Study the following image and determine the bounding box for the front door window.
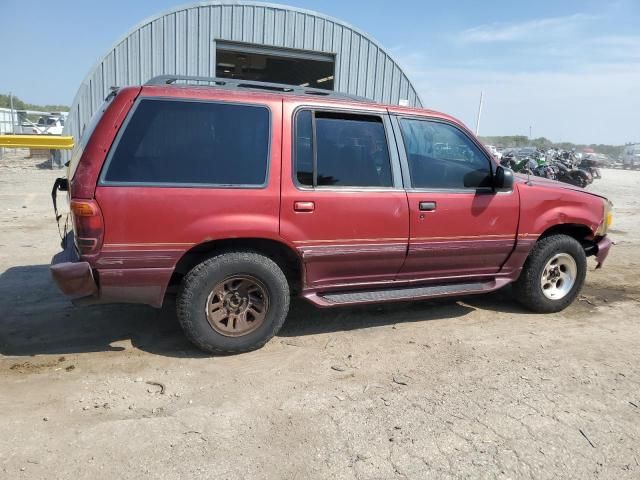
[399,118,492,190]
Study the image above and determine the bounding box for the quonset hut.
[63,1,422,151]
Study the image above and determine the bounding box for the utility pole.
[529,125,532,140]
[475,91,484,136]
[9,92,16,134]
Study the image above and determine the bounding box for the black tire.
[571,172,589,188]
[176,251,290,354]
[513,234,587,313]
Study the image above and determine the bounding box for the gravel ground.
[0,150,638,479]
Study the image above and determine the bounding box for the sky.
[1,0,639,145]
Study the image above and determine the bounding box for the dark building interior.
[216,45,335,90]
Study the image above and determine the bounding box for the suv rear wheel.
[177,251,290,354]
[513,234,587,313]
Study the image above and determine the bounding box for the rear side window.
[295,110,393,188]
[102,99,270,186]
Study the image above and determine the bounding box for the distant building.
[0,108,18,134]
[63,0,422,154]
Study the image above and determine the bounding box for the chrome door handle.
[294,201,315,212]
[419,201,436,211]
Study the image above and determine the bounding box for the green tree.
[0,93,69,112]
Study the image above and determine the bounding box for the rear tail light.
[70,199,104,255]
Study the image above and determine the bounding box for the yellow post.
[0,134,74,150]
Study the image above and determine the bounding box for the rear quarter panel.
[89,90,285,306]
[94,186,283,266]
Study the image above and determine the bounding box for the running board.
[304,279,510,307]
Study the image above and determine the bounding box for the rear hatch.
[52,87,142,256]
[67,91,118,181]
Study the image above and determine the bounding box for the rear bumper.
[595,236,612,269]
[50,236,98,298]
[50,233,171,308]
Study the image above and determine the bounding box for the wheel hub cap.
[540,253,577,300]
[205,275,269,337]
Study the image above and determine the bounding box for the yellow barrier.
[0,134,74,150]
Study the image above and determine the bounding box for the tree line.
[0,93,69,113]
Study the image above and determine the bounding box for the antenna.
[475,91,484,136]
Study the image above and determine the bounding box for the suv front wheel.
[177,251,290,354]
[513,234,587,313]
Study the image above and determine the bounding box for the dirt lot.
[0,150,638,479]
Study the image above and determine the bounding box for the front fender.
[516,183,603,239]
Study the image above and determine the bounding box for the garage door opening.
[215,42,335,90]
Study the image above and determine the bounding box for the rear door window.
[295,110,393,188]
[102,98,270,186]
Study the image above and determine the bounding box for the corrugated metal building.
[64,0,422,152]
[0,107,18,134]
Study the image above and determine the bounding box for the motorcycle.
[500,153,537,174]
[501,148,594,188]
[579,155,601,180]
[550,157,591,188]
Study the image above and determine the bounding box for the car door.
[279,102,409,289]
[392,115,519,281]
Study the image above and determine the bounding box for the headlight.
[595,199,613,236]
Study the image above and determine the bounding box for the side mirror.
[493,165,514,191]
[463,169,493,188]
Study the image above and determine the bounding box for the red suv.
[51,76,613,354]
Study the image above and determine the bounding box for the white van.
[622,144,640,169]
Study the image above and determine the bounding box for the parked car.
[50,76,613,354]
[32,114,67,135]
[583,153,610,168]
[622,144,640,169]
[515,146,540,160]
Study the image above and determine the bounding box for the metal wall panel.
[211,6,222,44]
[175,11,188,75]
[164,14,176,75]
[187,8,200,76]
[0,108,18,134]
[63,1,422,160]
[253,7,265,44]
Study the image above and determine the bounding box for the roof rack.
[145,75,368,102]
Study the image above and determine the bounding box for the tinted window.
[104,99,269,185]
[295,110,314,186]
[295,111,392,188]
[400,119,492,189]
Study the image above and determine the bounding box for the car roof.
[137,75,464,127]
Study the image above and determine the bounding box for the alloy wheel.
[205,275,269,337]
